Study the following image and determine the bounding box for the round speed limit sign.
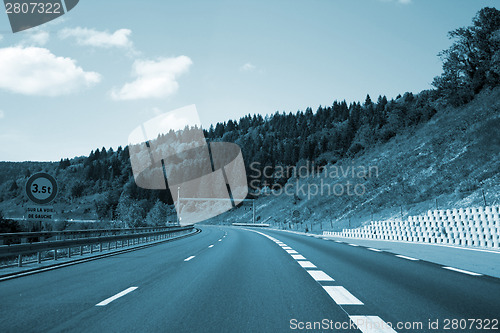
[25,173,58,205]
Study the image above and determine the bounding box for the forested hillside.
[0,88,439,224]
[0,7,499,231]
[212,87,500,230]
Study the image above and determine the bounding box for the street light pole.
[177,186,180,226]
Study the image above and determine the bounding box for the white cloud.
[27,30,50,46]
[111,56,192,100]
[13,30,50,47]
[0,46,101,96]
[0,110,4,119]
[59,27,133,49]
[240,63,256,71]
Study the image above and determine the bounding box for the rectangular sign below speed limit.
[26,205,56,221]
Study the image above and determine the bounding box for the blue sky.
[0,0,498,161]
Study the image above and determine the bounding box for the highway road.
[0,226,499,332]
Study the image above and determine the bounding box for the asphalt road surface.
[0,226,499,333]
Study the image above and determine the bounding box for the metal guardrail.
[0,226,181,245]
[0,226,195,268]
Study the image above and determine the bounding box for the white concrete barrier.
[325,205,500,250]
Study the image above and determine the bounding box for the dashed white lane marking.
[368,248,382,252]
[282,246,292,250]
[291,254,306,260]
[96,287,138,306]
[184,256,195,262]
[349,315,397,333]
[307,270,334,281]
[395,254,419,261]
[243,228,396,331]
[322,286,364,305]
[208,245,214,248]
[298,261,316,268]
[443,266,482,276]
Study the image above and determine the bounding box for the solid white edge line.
[395,254,419,261]
[96,287,138,306]
[184,256,195,261]
[287,227,497,253]
[442,266,482,276]
[368,248,382,252]
[325,236,500,254]
[349,315,397,333]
